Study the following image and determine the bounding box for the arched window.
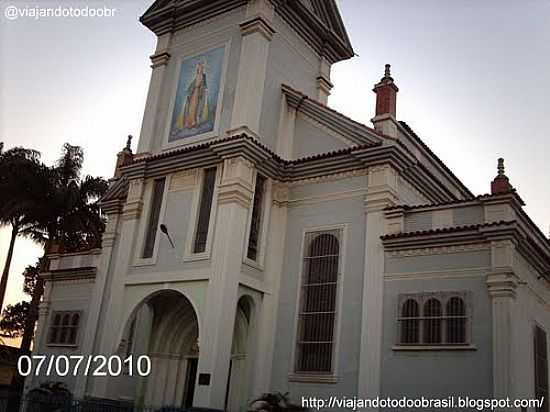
[423,298,442,344]
[296,230,341,373]
[400,299,420,344]
[446,297,466,344]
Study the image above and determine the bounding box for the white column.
[229,0,275,136]
[137,34,172,155]
[252,183,288,394]
[193,157,255,409]
[358,166,398,406]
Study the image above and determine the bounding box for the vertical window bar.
[247,174,266,261]
[143,178,166,258]
[193,168,217,253]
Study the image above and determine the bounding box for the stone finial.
[491,157,513,195]
[125,135,133,151]
[384,64,391,79]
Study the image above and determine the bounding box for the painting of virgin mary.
[170,46,225,141]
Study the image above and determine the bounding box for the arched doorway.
[114,290,199,408]
[226,296,254,412]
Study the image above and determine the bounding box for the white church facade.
[28,0,550,410]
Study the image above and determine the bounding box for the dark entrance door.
[183,357,198,408]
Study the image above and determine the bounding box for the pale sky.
[1,0,549,314]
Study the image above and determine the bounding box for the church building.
[28,0,550,410]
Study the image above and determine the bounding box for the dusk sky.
[1,0,549,313]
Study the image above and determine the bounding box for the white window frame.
[47,310,82,347]
[288,224,347,383]
[394,291,474,350]
[133,175,171,267]
[183,166,221,261]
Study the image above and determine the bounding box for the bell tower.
[136,0,354,156]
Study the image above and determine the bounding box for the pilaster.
[73,212,122,398]
[358,166,399,406]
[89,178,146,398]
[316,56,333,104]
[275,96,297,158]
[193,157,254,409]
[252,182,288,394]
[137,33,172,155]
[230,0,275,135]
[487,269,518,399]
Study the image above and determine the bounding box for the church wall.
[381,250,493,399]
[510,252,550,400]
[259,14,321,151]
[270,177,366,399]
[149,7,246,153]
[128,171,217,277]
[292,115,350,159]
[33,279,96,392]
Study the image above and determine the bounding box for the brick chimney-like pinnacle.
[373,64,399,117]
[491,158,513,195]
[114,135,134,178]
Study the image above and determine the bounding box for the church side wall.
[270,175,367,400]
[511,252,550,400]
[381,249,493,400]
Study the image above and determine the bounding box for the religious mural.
[170,46,225,141]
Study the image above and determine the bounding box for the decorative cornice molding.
[41,268,97,282]
[150,51,171,68]
[387,243,491,258]
[239,16,275,41]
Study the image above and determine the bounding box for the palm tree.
[19,143,108,353]
[0,145,47,313]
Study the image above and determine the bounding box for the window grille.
[397,292,469,346]
[400,299,420,344]
[423,298,442,344]
[534,326,548,412]
[446,297,467,344]
[247,174,266,261]
[142,178,166,258]
[48,311,80,345]
[296,230,341,373]
[193,168,217,253]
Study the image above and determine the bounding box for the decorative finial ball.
[385,64,391,77]
[126,135,133,150]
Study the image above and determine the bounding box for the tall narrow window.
[193,168,217,253]
[247,174,266,261]
[423,298,442,344]
[142,178,166,258]
[534,326,548,412]
[400,299,420,344]
[296,230,340,373]
[446,297,467,344]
